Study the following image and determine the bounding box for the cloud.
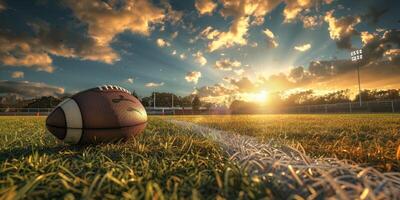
[234,69,245,75]
[195,0,217,16]
[200,26,220,40]
[0,13,139,72]
[215,58,241,71]
[0,80,64,98]
[385,49,400,62]
[161,0,184,25]
[360,31,376,45]
[156,38,171,47]
[361,29,400,63]
[126,77,134,84]
[204,0,281,52]
[283,0,333,23]
[324,10,361,49]
[171,31,178,39]
[208,16,249,52]
[302,15,322,29]
[193,51,207,66]
[64,0,165,63]
[145,82,164,88]
[263,28,279,48]
[294,43,311,52]
[66,0,164,44]
[185,71,202,84]
[229,77,258,92]
[194,83,235,97]
[196,28,400,104]
[11,71,24,79]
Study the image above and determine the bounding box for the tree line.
[230,89,400,114]
[1,89,399,112]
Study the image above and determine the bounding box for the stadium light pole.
[153,91,156,109]
[350,49,363,106]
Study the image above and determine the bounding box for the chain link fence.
[280,100,400,113]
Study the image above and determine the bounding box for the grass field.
[0,114,400,199]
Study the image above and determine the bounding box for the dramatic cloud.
[0,5,167,73]
[64,0,165,63]
[207,16,249,52]
[324,10,361,49]
[156,38,171,47]
[215,58,241,71]
[283,0,333,22]
[360,31,376,45]
[283,0,314,22]
[193,51,207,66]
[195,0,217,16]
[361,29,400,63]
[11,71,24,79]
[205,0,282,52]
[145,82,164,88]
[263,28,279,48]
[0,80,64,98]
[185,71,202,84]
[294,43,311,52]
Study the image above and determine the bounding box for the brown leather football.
[46,85,147,144]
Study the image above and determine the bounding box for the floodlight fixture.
[350,49,363,106]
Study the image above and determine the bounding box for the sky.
[0,0,399,105]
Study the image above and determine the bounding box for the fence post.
[325,104,328,113]
[349,102,352,113]
[392,101,395,113]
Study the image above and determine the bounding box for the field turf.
[0,114,399,199]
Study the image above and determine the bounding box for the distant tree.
[26,96,61,108]
[284,90,314,105]
[180,95,193,107]
[131,90,140,99]
[141,96,152,107]
[229,100,258,114]
[140,92,180,107]
[192,96,201,111]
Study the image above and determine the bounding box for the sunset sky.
[0,0,399,104]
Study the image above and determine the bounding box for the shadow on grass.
[0,145,91,163]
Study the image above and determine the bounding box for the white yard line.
[168,119,400,199]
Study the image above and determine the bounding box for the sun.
[253,90,268,102]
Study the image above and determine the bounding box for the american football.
[1,0,400,199]
[46,85,147,144]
